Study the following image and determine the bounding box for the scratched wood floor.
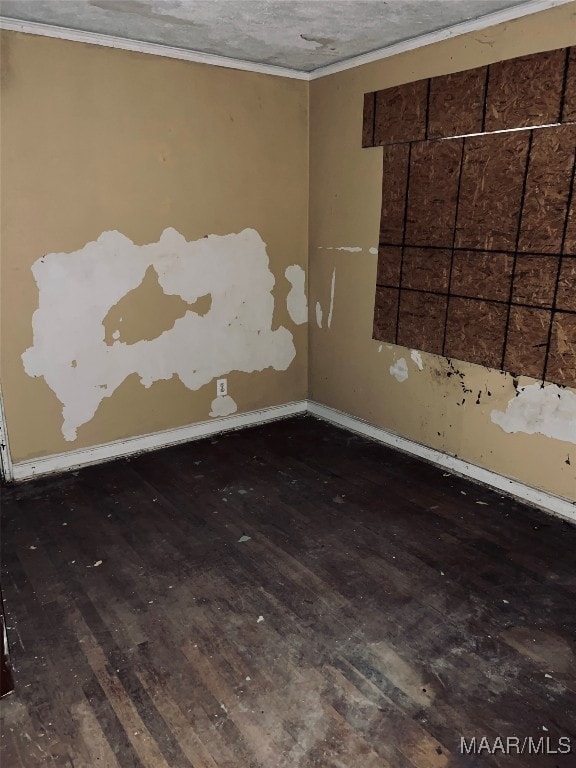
[1,416,575,768]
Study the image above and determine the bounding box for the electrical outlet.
[216,378,227,397]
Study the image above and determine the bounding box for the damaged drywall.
[318,246,362,253]
[22,227,296,440]
[315,301,323,328]
[389,358,409,383]
[411,350,424,370]
[327,268,336,329]
[285,265,308,325]
[209,395,238,418]
[491,383,576,444]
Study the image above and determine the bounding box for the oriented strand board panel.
[380,144,410,244]
[562,47,576,123]
[363,47,573,149]
[405,139,463,248]
[456,132,529,251]
[373,287,399,342]
[402,247,451,293]
[512,254,559,307]
[397,291,447,355]
[546,312,576,385]
[427,67,487,139]
[484,48,566,131]
[564,192,576,256]
[362,93,375,148]
[519,124,576,253]
[557,258,576,311]
[374,80,428,145]
[367,46,575,387]
[376,245,402,287]
[444,298,508,369]
[504,306,552,379]
[451,251,514,302]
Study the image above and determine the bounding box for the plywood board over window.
[364,45,576,388]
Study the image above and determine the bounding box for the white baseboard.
[10,400,307,482]
[307,400,576,525]
[7,396,575,525]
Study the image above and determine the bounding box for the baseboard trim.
[307,400,576,525]
[10,400,307,482]
[7,397,575,524]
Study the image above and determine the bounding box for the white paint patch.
[209,394,238,418]
[317,246,363,253]
[315,301,323,328]
[369,247,378,255]
[22,228,295,441]
[327,268,336,329]
[284,265,308,325]
[410,350,423,370]
[389,358,409,383]
[491,383,576,444]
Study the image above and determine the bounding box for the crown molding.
[1,0,572,82]
[308,0,573,79]
[0,17,309,80]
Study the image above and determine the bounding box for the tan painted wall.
[1,31,308,463]
[309,3,576,501]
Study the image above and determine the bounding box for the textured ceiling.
[1,0,545,72]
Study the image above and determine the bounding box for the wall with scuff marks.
[1,31,308,463]
[309,2,576,501]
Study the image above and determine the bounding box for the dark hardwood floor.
[1,415,575,767]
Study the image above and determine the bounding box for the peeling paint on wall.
[318,246,363,253]
[369,247,378,255]
[315,301,323,328]
[491,383,576,444]
[22,227,296,441]
[410,350,424,370]
[284,265,308,325]
[209,394,238,418]
[327,268,336,329]
[389,358,409,383]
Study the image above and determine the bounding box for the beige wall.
[2,5,575,500]
[309,2,576,501]
[1,31,308,463]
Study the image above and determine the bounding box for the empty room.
[1,1,575,766]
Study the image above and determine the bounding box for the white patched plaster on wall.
[209,394,238,418]
[285,265,308,326]
[491,383,576,444]
[327,268,336,329]
[22,228,296,441]
[318,246,363,253]
[315,301,323,328]
[390,358,409,383]
[410,350,423,370]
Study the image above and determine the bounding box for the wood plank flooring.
[1,415,575,767]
